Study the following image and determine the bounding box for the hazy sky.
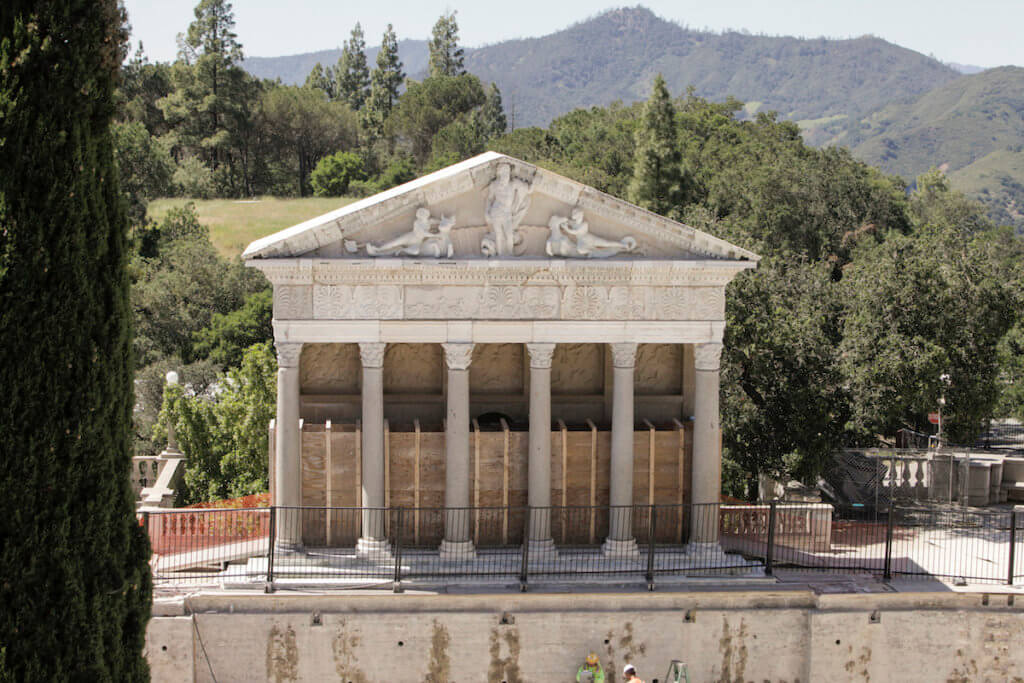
[122,0,1023,68]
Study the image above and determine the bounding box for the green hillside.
[840,67,1024,229]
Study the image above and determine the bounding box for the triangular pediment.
[242,152,759,263]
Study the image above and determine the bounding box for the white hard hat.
[624,663,636,675]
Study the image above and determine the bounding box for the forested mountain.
[245,7,959,128]
[244,39,429,86]
[838,67,1024,227]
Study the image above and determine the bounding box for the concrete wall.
[147,590,1024,683]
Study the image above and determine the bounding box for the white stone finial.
[526,343,556,369]
[442,343,474,370]
[358,342,387,368]
[275,342,303,368]
[694,342,723,371]
[165,370,179,385]
[482,162,532,257]
[609,342,638,369]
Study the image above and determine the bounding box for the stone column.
[526,343,557,556]
[440,342,475,561]
[357,342,390,558]
[603,342,640,558]
[689,342,724,552]
[274,341,303,552]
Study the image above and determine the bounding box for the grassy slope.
[148,196,356,258]
[949,148,1024,225]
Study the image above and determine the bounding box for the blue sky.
[122,0,1023,68]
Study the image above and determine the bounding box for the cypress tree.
[428,11,466,78]
[0,1,152,680]
[478,82,508,139]
[363,24,404,138]
[628,74,686,217]
[336,23,370,111]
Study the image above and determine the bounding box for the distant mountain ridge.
[241,7,1024,229]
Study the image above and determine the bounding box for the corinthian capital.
[609,342,638,369]
[442,343,474,370]
[526,343,556,369]
[275,342,303,368]
[358,342,387,369]
[694,342,723,371]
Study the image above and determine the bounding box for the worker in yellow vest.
[576,652,605,682]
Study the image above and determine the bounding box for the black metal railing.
[142,501,1024,589]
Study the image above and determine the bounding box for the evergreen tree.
[305,62,337,100]
[363,24,404,138]
[428,11,466,78]
[336,23,370,110]
[628,74,685,216]
[478,82,508,139]
[0,0,151,679]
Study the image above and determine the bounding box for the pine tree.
[305,62,337,100]
[428,11,466,78]
[478,82,508,139]
[628,74,686,217]
[363,24,404,138]
[336,23,370,110]
[0,0,152,679]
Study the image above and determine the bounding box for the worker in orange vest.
[623,663,645,683]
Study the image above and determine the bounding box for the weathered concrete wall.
[148,590,1024,683]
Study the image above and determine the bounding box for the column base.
[273,540,303,556]
[526,537,559,560]
[685,541,731,565]
[601,537,640,559]
[438,539,476,562]
[356,537,393,562]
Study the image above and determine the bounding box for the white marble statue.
[364,207,455,257]
[545,208,637,258]
[481,162,532,257]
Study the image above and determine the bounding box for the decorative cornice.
[526,343,556,369]
[694,342,723,371]
[610,342,638,369]
[442,343,474,370]
[251,258,753,288]
[275,342,303,368]
[358,342,387,368]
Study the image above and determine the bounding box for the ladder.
[664,660,690,683]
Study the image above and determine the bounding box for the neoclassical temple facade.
[244,152,758,560]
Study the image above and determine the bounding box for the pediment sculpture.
[481,162,533,257]
[546,208,636,258]
[350,207,455,257]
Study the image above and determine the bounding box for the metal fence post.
[883,503,895,581]
[265,506,277,593]
[1009,510,1018,587]
[519,509,530,592]
[765,501,777,576]
[646,505,657,591]
[393,507,404,593]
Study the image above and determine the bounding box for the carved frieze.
[561,285,645,320]
[351,207,455,258]
[273,285,312,320]
[312,285,403,319]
